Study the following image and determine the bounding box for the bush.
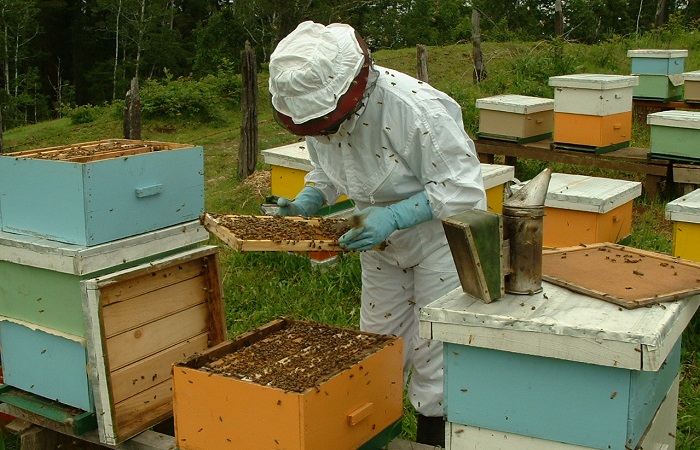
[140,65,242,122]
[68,105,98,124]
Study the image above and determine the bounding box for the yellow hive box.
[173,318,403,450]
[666,189,700,262]
[512,173,642,248]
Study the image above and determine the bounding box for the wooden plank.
[673,163,700,184]
[9,139,189,158]
[202,251,227,345]
[110,333,209,404]
[101,275,207,338]
[474,138,670,176]
[542,243,700,308]
[106,304,210,371]
[201,213,346,252]
[113,380,173,445]
[95,248,216,306]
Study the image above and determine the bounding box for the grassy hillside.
[3,36,700,448]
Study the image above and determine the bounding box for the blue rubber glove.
[339,192,433,251]
[275,186,325,217]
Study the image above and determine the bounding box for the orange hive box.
[172,318,403,450]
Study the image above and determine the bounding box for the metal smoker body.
[502,168,551,294]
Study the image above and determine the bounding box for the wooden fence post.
[239,40,258,180]
[123,76,142,140]
[416,44,429,83]
[555,0,564,37]
[472,10,488,83]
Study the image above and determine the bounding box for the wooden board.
[542,243,700,308]
[200,213,349,252]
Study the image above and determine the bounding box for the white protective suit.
[304,65,487,416]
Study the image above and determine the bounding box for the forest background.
[1,0,699,134]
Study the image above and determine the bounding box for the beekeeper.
[269,21,486,446]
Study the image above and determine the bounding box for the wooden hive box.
[419,279,700,449]
[0,222,208,414]
[549,74,638,152]
[683,70,700,102]
[82,245,226,445]
[648,110,700,162]
[665,188,700,262]
[0,139,204,246]
[511,173,642,247]
[476,94,554,143]
[627,49,688,75]
[173,318,403,450]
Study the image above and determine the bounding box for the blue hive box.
[0,139,204,246]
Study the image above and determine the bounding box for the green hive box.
[648,110,700,162]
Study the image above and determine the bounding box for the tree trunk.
[554,0,564,37]
[655,0,666,28]
[239,41,258,180]
[123,76,141,140]
[472,9,487,83]
[416,44,429,83]
[112,0,122,101]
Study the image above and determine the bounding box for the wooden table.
[475,138,671,197]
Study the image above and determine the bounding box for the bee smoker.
[502,168,551,294]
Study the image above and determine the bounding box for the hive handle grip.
[135,184,163,198]
[347,402,374,426]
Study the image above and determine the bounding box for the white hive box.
[476,94,554,143]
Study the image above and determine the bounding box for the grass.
[2,35,700,448]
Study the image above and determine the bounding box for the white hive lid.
[261,142,313,171]
[647,110,700,130]
[510,173,642,213]
[476,94,554,114]
[481,164,515,190]
[666,189,700,223]
[627,49,688,58]
[549,73,639,89]
[683,70,700,82]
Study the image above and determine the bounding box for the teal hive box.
[420,280,699,450]
[627,49,687,75]
[648,110,700,162]
[0,139,204,246]
[0,321,93,412]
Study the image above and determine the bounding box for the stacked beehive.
[548,74,638,153]
[0,139,226,445]
[628,49,687,101]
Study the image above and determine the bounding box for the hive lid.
[476,94,554,114]
[261,142,313,171]
[549,73,639,89]
[627,49,688,58]
[0,220,209,275]
[647,110,700,130]
[665,189,700,223]
[481,164,515,190]
[510,173,642,213]
[683,70,700,82]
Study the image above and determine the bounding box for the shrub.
[68,105,98,124]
